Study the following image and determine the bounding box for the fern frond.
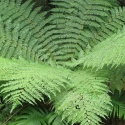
[8,106,68,125]
[0,0,57,65]
[110,91,125,120]
[46,112,68,125]
[53,70,112,125]
[8,106,47,125]
[0,0,120,67]
[51,0,111,26]
[88,7,125,47]
[44,0,112,66]
[74,27,125,69]
[107,66,125,92]
[107,0,120,7]
[0,57,71,111]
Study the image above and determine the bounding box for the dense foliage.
[0,0,125,125]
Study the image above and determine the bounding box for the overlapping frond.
[54,70,111,125]
[74,28,125,69]
[0,0,124,67]
[0,57,71,111]
[88,7,125,47]
[0,0,124,124]
[8,106,68,125]
[0,0,58,65]
[45,0,112,66]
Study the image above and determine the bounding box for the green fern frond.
[107,0,120,7]
[8,106,47,125]
[53,70,112,125]
[51,0,111,26]
[0,0,57,65]
[110,91,125,120]
[0,0,120,67]
[46,112,68,125]
[0,57,71,111]
[74,27,125,69]
[8,106,68,125]
[45,0,112,66]
[107,66,125,92]
[0,0,123,67]
[88,7,125,47]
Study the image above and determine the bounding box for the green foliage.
[0,0,53,64]
[0,0,125,125]
[110,91,125,120]
[108,66,125,92]
[8,107,47,125]
[54,70,111,125]
[45,111,68,125]
[75,27,125,69]
[88,7,125,47]
[0,57,70,112]
[4,106,68,125]
[48,0,112,66]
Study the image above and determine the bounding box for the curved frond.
[0,0,123,67]
[0,0,57,65]
[46,0,112,66]
[54,70,111,125]
[74,27,125,69]
[0,57,71,111]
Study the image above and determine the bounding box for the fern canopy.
[1,0,125,124]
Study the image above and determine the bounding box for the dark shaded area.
[100,116,125,125]
[119,0,125,6]
[22,0,125,8]
[22,0,52,11]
